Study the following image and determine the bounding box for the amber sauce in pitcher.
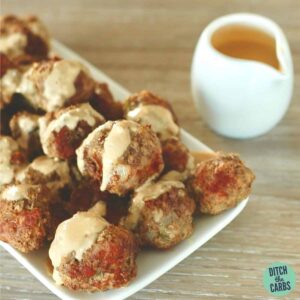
[211,25,280,70]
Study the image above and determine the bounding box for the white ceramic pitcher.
[191,13,293,139]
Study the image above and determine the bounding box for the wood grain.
[1,1,300,299]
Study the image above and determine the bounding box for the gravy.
[211,25,280,70]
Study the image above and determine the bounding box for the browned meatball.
[17,59,95,112]
[124,90,179,141]
[121,180,195,249]
[0,15,49,64]
[161,136,195,177]
[0,53,23,109]
[9,111,42,159]
[89,82,124,120]
[0,183,52,252]
[189,152,255,215]
[76,120,164,195]
[49,202,137,291]
[0,135,26,186]
[39,103,105,159]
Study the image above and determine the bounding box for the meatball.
[0,15,49,64]
[39,103,105,159]
[189,152,255,215]
[0,135,26,186]
[124,90,179,141]
[0,53,22,109]
[9,111,42,159]
[76,120,164,195]
[161,136,195,178]
[0,183,52,252]
[17,59,95,112]
[121,180,195,249]
[16,156,71,197]
[49,202,137,291]
[89,82,123,120]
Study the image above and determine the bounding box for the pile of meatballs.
[0,15,255,292]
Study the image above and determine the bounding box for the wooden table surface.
[1,1,299,299]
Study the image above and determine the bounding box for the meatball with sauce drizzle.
[49,202,137,291]
[0,15,50,64]
[121,179,195,249]
[39,103,105,160]
[124,90,179,141]
[76,120,164,196]
[17,59,95,112]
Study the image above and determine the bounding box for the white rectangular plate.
[0,40,249,300]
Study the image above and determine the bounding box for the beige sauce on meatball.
[0,137,18,185]
[30,156,62,174]
[76,122,110,174]
[101,122,131,190]
[49,202,107,284]
[1,69,22,99]
[1,184,27,201]
[127,105,179,140]
[13,113,39,148]
[0,32,27,57]
[46,103,103,133]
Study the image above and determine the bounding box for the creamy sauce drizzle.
[125,180,184,229]
[49,202,108,285]
[1,69,22,98]
[76,122,113,174]
[0,32,27,57]
[0,137,19,185]
[101,122,131,190]
[15,114,39,148]
[1,185,27,201]
[18,114,38,133]
[127,105,179,140]
[43,103,103,143]
[30,156,61,175]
